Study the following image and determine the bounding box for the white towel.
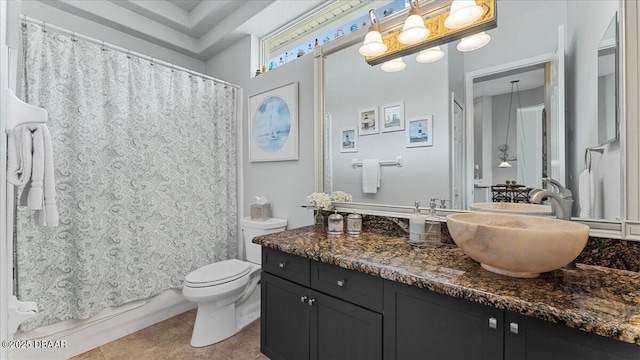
[362,159,380,194]
[578,169,595,218]
[8,124,59,226]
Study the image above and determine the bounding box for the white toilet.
[182,216,287,347]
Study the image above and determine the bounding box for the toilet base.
[191,302,238,347]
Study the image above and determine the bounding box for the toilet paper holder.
[7,296,38,335]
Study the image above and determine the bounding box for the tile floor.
[71,309,268,360]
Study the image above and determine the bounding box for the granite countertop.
[253,226,640,345]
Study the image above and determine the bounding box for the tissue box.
[250,203,271,221]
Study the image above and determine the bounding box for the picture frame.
[358,107,379,135]
[406,115,433,148]
[339,127,358,153]
[248,82,299,162]
[381,101,405,133]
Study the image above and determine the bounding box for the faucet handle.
[542,178,573,199]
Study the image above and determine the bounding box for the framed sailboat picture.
[249,82,299,162]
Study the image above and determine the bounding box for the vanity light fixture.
[456,31,491,52]
[416,46,445,63]
[498,80,521,168]
[359,10,387,57]
[381,58,406,72]
[397,0,430,45]
[362,0,496,67]
[445,0,484,29]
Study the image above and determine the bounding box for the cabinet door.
[504,311,640,360]
[310,290,382,360]
[261,273,310,360]
[384,281,503,360]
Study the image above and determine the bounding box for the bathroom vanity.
[255,227,640,360]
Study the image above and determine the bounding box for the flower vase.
[314,209,325,232]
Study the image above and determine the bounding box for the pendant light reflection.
[381,58,406,72]
[416,46,445,63]
[359,10,387,57]
[457,31,491,52]
[498,161,512,168]
[445,0,483,29]
[397,0,430,45]
[497,80,521,168]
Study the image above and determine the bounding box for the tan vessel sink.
[446,213,589,278]
[470,202,553,216]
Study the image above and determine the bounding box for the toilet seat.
[185,259,251,288]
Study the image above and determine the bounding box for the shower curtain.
[16,22,238,331]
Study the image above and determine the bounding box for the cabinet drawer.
[262,248,310,287]
[311,261,383,312]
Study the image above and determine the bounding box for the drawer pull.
[300,296,308,303]
[488,317,497,329]
[308,298,316,306]
[278,262,287,268]
[510,322,519,334]
[337,279,345,287]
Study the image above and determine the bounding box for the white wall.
[566,0,620,219]
[206,36,316,234]
[325,43,453,206]
[20,1,205,72]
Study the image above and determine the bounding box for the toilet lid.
[185,259,251,286]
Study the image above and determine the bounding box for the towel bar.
[352,156,403,168]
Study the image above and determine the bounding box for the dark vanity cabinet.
[261,248,383,360]
[384,281,640,360]
[261,248,640,360]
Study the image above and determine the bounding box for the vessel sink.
[446,213,589,278]
[470,202,553,216]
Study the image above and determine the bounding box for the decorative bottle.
[409,201,427,246]
[314,209,325,233]
[328,211,344,235]
[425,199,442,245]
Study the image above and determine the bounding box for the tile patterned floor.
[71,309,268,360]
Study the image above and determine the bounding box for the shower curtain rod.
[20,15,241,90]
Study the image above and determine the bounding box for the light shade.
[498,161,512,168]
[445,0,483,29]
[456,31,491,52]
[416,46,445,63]
[359,31,387,56]
[397,14,430,45]
[381,58,406,72]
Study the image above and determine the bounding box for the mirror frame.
[314,0,640,240]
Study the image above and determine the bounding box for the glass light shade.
[444,0,483,29]
[456,32,491,52]
[359,31,387,56]
[498,161,512,168]
[397,14,430,45]
[381,58,406,72]
[416,46,445,63]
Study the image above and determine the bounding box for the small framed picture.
[381,101,405,132]
[406,116,433,148]
[358,108,379,135]
[340,127,358,152]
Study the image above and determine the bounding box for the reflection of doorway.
[451,94,465,209]
[517,105,544,189]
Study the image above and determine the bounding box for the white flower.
[306,192,332,209]
[330,191,353,203]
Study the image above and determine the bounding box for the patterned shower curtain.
[16,22,237,331]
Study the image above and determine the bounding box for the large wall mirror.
[318,0,624,223]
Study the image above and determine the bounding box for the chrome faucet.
[529,178,574,221]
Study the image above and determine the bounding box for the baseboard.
[9,289,195,360]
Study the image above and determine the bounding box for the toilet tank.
[241,217,287,264]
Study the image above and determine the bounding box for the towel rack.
[5,89,48,133]
[584,146,605,171]
[352,156,403,168]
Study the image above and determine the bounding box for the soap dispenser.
[425,199,442,245]
[409,201,427,246]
